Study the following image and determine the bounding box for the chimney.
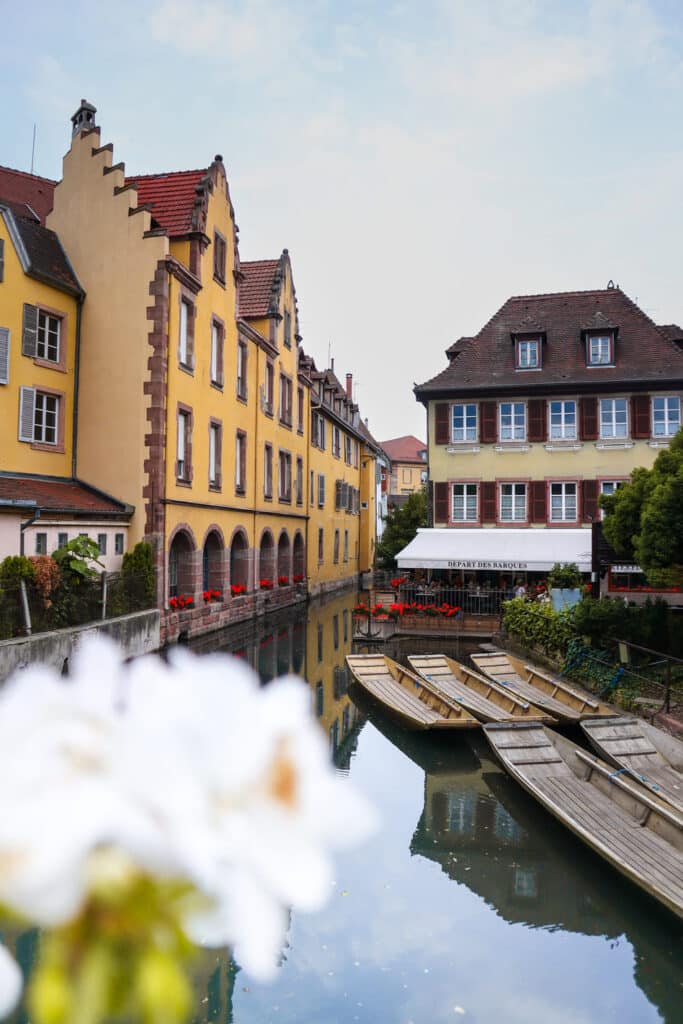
[330,357,334,373]
[346,373,353,399]
[71,99,98,137]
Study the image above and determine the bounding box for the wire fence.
[0,571,156,641]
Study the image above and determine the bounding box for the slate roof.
[239,258,280,318]
[416,288,683,399]
[380,435,427,463]
[0,475,131,516]
[125,169,206,236]
[0,166,56,225]
[0,203,82,296]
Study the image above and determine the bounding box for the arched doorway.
[230,530,249,590]
[202,530,223,593]
[168,529,195,600]
[259,531,275,585]
[277,531,290,582]
[292,531,305,580]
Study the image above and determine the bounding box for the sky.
[3,0,683,443]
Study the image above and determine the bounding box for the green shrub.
[502,597,575,658]
[121,541,157,610]
[0,555,36,591]
[547,562,582,589]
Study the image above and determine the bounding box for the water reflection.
[4,594,682,1023]
[364,705,683,1024]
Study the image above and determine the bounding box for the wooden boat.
[581,716,683,816]
[471,650,616,723]
[484,722,683,919]
[345,655,479,731]
[407,654,555,725]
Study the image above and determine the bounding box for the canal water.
[3,589,682,1023]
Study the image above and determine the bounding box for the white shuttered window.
[0,328,9,384]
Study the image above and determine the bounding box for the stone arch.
[277,530,290,582]
[292,530,305,580]
[201,526,224,593]
[168,525,197,600]
[229,528,250,591]
[259,529,276,584]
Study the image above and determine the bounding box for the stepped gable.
[125,168,207,236]
[416,287,683,397]
[380,435,427,464]
[0,475,129,515]
[0,166,56,225]
[239,258,281,318]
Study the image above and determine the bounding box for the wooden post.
[20,579,32,636]
[665,660,671,714]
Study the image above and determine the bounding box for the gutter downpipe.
[20,509,41,556]
[72,291,84,478]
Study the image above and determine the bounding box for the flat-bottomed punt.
[484,722,683,919]
[581,716,683,816]
[407,654,555,724]
[472,650,616,722]
[346,655,479,731]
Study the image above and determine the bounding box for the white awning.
[396,528,592,573]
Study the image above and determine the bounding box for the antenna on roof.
[30,124,36,175]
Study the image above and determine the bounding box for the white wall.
[22,522,130,571]
[0,513,22,560]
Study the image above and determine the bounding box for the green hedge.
[502,597,575,658]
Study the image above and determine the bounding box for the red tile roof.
[416,288,683,397]
[125,169,206,237]
[379,435,427,463]
[0,166,56,225]
[239,259,280,318]
[0,476,130,515]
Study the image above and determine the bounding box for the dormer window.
[515,335,541,369]
[586,333,614,366]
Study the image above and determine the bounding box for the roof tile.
[0,166,56,225]
[379,436,427,462]
[239,259,280,318]
[0,476,129,515]
[125,169,206,237]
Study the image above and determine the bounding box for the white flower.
[0,637,377,982]
[0,945,21,1018]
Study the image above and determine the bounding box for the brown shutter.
[579,397,598,440]
[480,401,497,443]
[529,481,547,523]
[0,239,4,283]
[631,395,650,439]
[527,399,547,442]
[0,327,9,385]
[22,304,38,357]
[480,481,496,522]
[581,479,599,522]
[434,403,450,445]
[434,482,449,524]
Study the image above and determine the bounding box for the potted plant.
[547,562,583,611]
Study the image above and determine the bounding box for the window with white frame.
[549,400,577,440]
[600,398,628,439]
[516,337,540,369]
[36,311,60,363]
[264,444,273,498]
[550,482,577,521]
[317,473,325,507]
[295,456,303,505]
[35,533,47,555]
[500,402,526,441]
[452,483,478,522]
[115,533,125,555]
[209,423,221,486]
[98,534,107,555]
[452,403,477,442]
[600,479,625,518]
[278,450,292,501]
[34,392,59,445]
[210,322,220,385]
[587,334,613,365]
[179,300,190,365]
[235,431,246,493]
[500,483,527,521]
[58,532,68,549]
[332,426,341,458]
[177,410,189,480]
[344,435,352,464]
[652,396,681,437]
[236,340,247,399]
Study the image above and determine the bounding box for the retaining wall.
[0,610,160,683]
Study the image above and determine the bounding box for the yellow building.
[36,99,376,639]
[0,173,131,566]
[306,363,376,595]
[411,287,683,581]
[379,435,428,501]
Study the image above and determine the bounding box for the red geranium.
[231,583,247,596]
[260,579,274,590]
[278,575,290,586]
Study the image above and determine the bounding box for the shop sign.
[447,560,528,570]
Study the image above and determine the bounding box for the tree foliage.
[375,489,427,569]
[601,428,683,585]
